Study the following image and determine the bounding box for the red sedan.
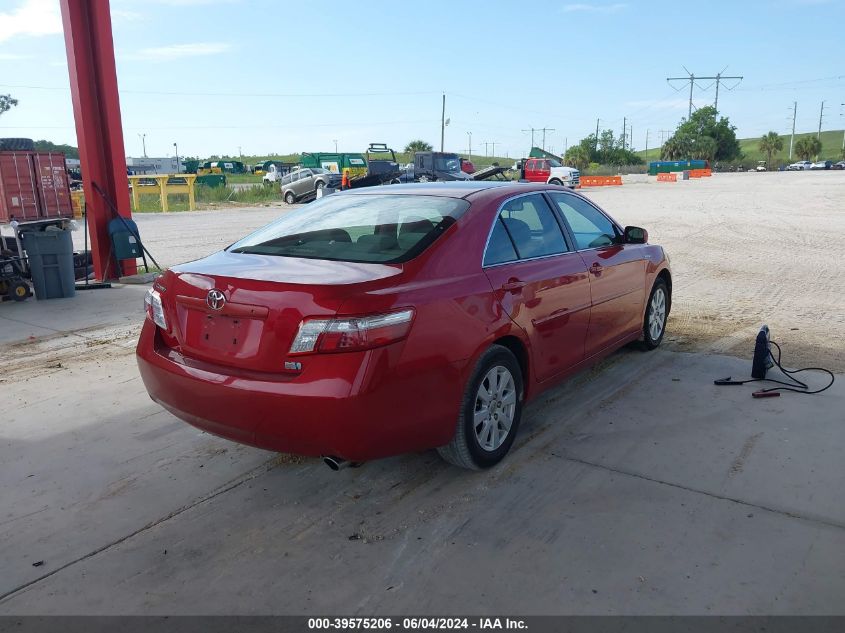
[137,182,671,470]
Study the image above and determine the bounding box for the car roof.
[341,181,552,200]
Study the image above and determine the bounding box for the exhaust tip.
[323,456,345,471]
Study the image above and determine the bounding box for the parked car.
[786,160,813,171]
[810,160,832,170]
[138,182,671,470]
[755,161,767,172]
[520,158,580,188]
[833,161,845,170]
[280,167,341,204]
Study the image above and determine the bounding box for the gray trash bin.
[681,170,690,180]
[21,228,76,300]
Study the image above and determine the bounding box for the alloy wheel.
[649,287,666,340]
[473,366,517,452]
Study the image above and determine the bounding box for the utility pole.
[645,129,649,160]
[540,127,555,151]
[333,139,338,152]
[841,103,845,153]
[564,137,568,156]
[467,131,472,162]
[789,101,797,160]
[491,141,496,157]
[138,133,147,158]
[668,67,743,117]
[440,93,446,152]
[622,117,626,150]
[522,127,537,149]
[173,142,179,174]
[818,101,826,139]
[595,118,600,152]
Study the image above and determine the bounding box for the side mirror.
[624,226,648,244]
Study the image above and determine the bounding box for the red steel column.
[60,0,136,279]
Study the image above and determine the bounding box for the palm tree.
[794,136,822,161]
[661,134,694,160]
[758,131,783,169]
[404,140,433,153]
[564,145,591,171]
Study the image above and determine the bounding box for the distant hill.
[637,129,844,164]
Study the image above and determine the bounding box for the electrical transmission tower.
[667,66,743,117]
[522,127,555,151]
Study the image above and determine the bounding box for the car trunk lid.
[161,251,403,373]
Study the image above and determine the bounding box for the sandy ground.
[70,171,845,371]
[584,171,845,372]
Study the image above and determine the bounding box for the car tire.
[642,278,669,350]
[437,344,523,470]
[549,178,562,186]
[315,181,325,190]
[418,175,432,183]
[284,191,296,204]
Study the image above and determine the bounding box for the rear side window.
[229,194,468,263]
[549,192,618,250]
[483,219,518,266]
[497,194,568,259]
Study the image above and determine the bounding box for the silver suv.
[280,168,342,204]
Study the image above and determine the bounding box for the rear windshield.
[228,194,469,263]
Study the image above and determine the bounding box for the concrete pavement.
[1,297,842,613]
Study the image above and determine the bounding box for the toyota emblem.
[206,289,226,311]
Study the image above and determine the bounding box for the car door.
[548,192,647,358]
[293,169,312,196]
[537,160,551,182]
[482,192,592,382]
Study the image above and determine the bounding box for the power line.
[667,67,743,117]
[0,83,440,99]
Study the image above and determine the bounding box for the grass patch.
[636,129,844,165]
[130,183,281,212]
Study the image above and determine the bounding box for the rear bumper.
[136,321,465,461]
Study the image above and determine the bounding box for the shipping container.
[0,151,73,224]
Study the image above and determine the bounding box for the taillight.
[144,288,168,330]
[289,309,414,355]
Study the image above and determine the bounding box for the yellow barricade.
[128,174,197,212]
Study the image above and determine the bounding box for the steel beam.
[60,0,136,279]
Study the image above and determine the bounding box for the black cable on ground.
[714,340,835,396]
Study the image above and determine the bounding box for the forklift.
[0,250,31,302]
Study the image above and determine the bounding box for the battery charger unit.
[751,324,773,379]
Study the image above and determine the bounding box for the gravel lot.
[74,171,845,370]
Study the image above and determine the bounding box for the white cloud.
[561,3,627,13]
[0,0,62,43]
[124,42,233,62]
[111,8,145,23]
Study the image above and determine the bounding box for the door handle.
[589,263,603,276]
[500,279,527,292]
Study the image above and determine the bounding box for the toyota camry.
[137,182,671,470]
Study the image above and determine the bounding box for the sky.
[0,0,843,160]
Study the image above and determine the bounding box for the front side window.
[549,193,618,250]
[229,194,468,263]
[495,194,568,260]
